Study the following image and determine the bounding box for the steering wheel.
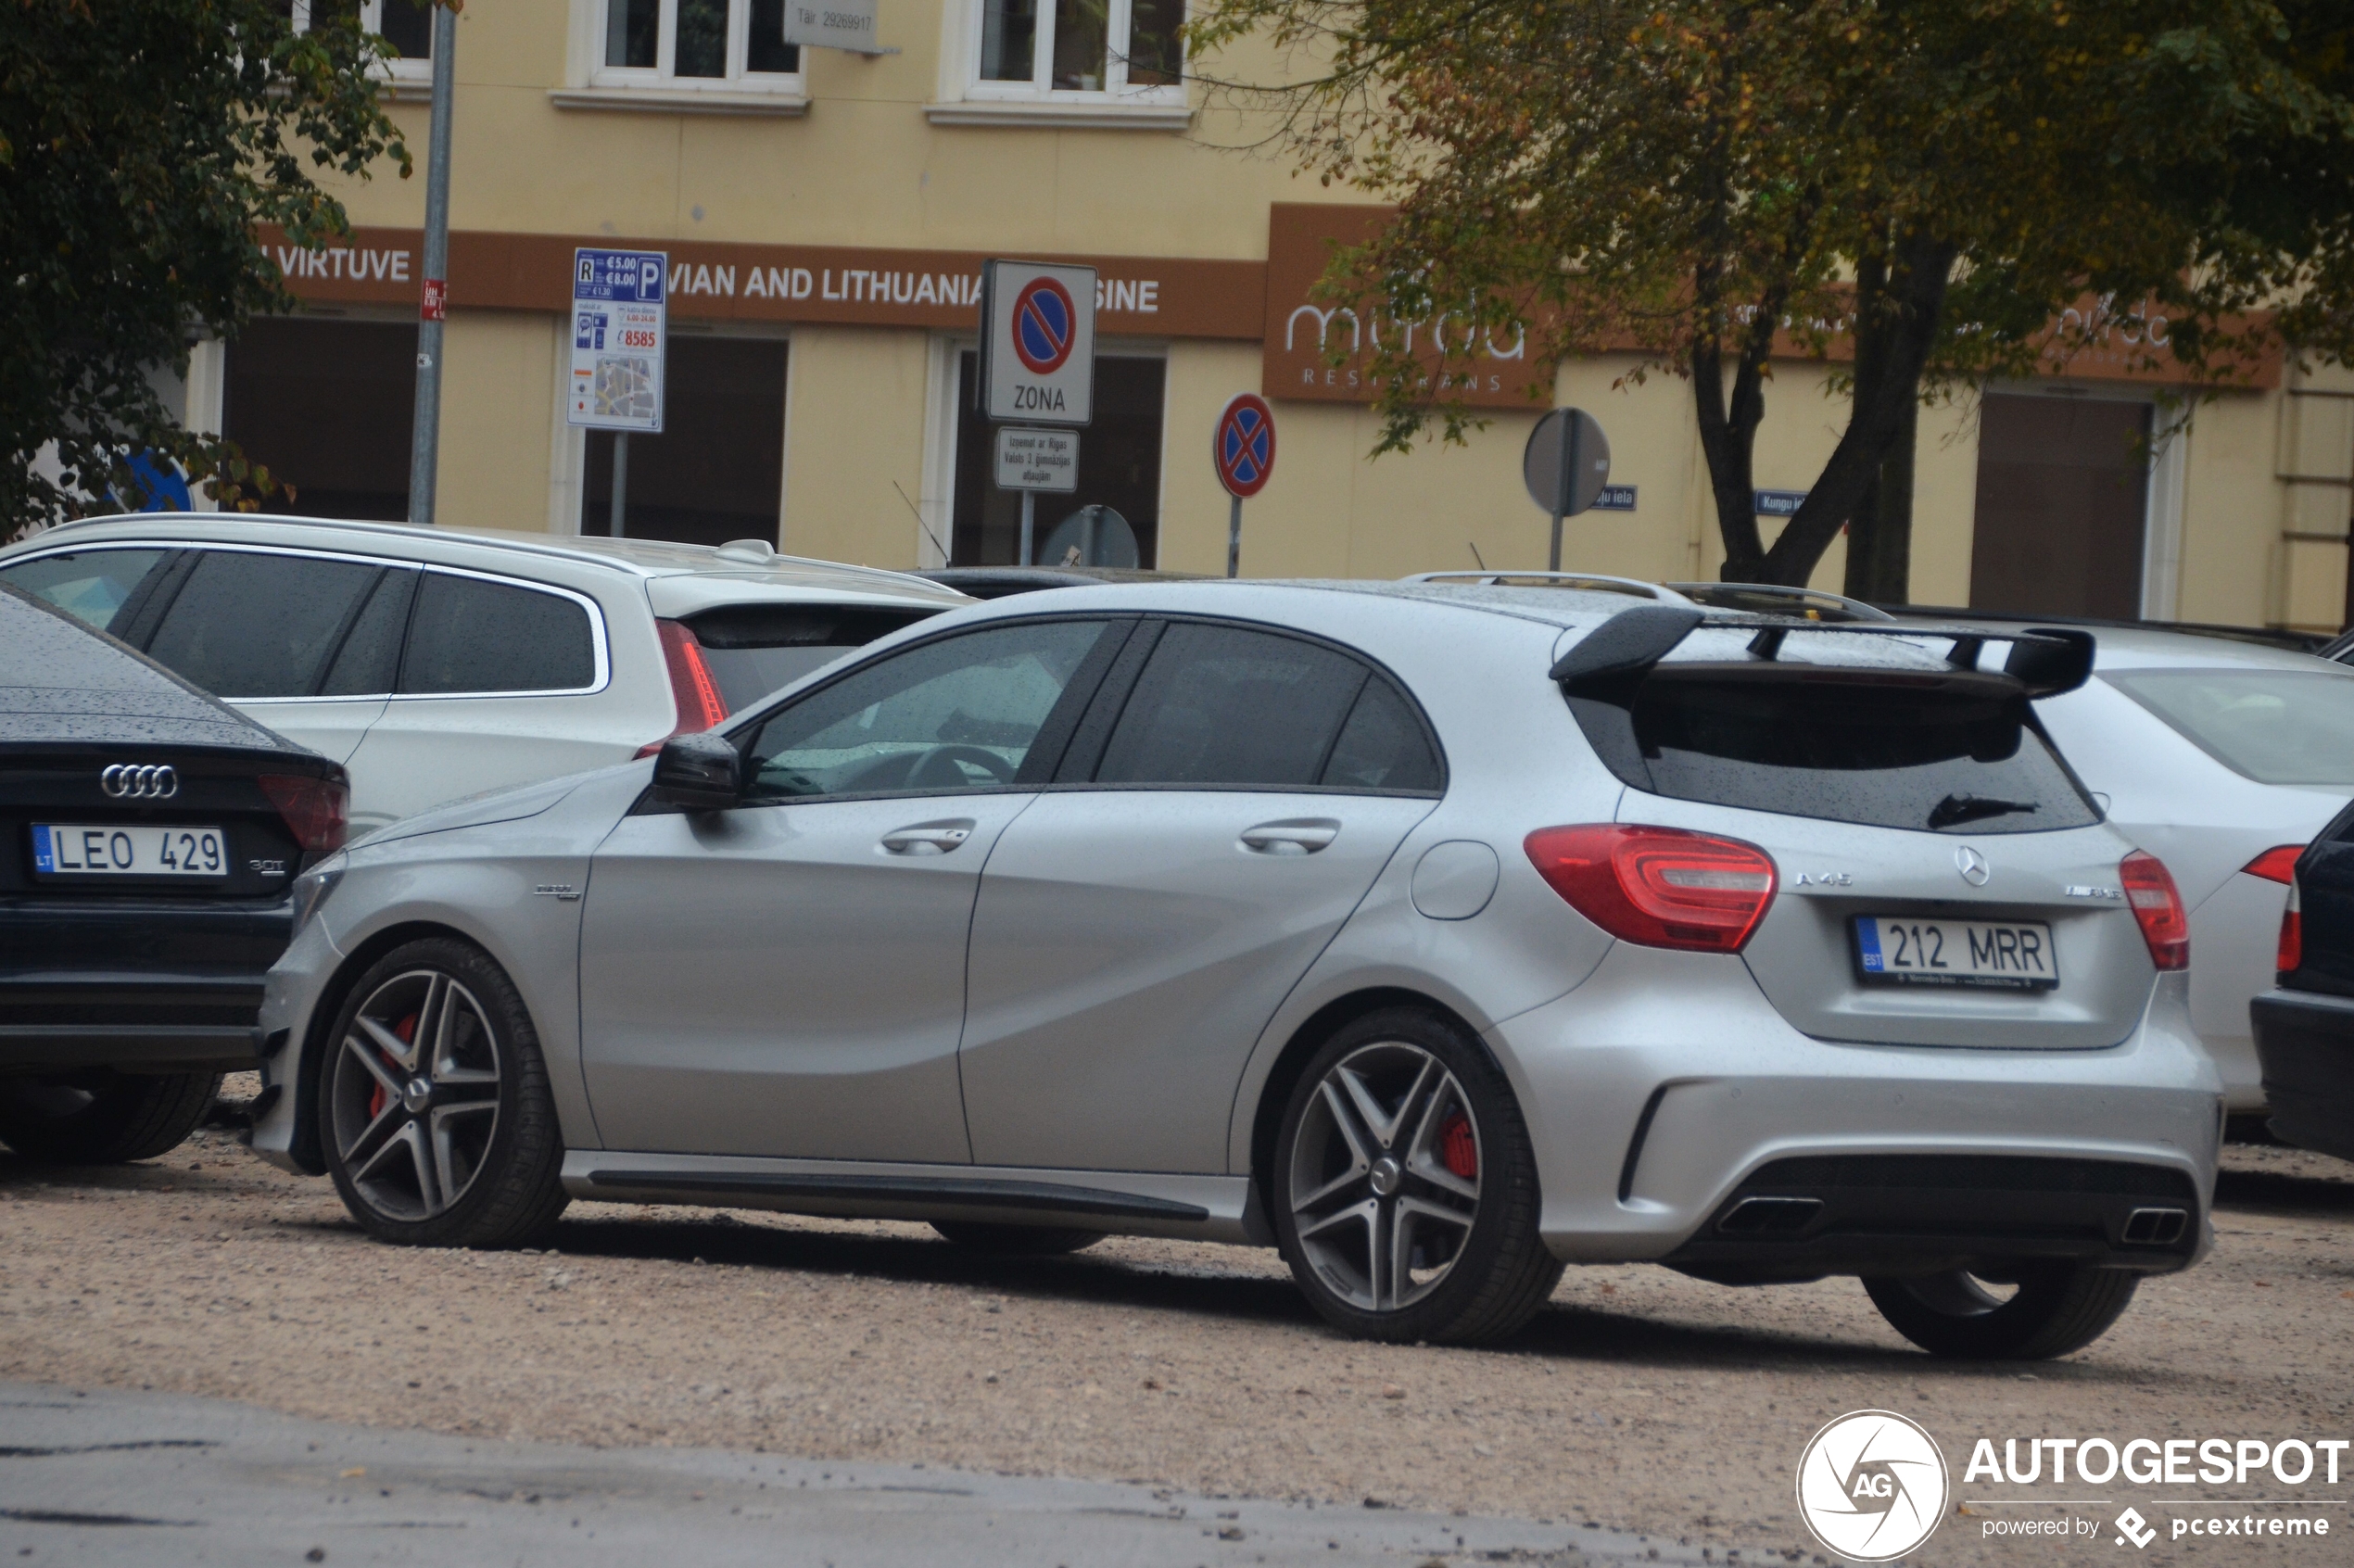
[908,744,1016,791]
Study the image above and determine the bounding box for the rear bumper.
[0,898,286,1075]
[2250,988,2354,1162]
[1488,945,2221,1275]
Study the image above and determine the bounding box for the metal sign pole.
[609,432,628,538]
[406,0,457,525]
[1019,489,1035,565]
[1227,494,1242,578]
[1550,413,1576,573]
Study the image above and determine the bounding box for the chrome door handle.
[880,819,975,856]
[1239,818,1340,855]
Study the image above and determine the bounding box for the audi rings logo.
[1795,1410,1949,1562]
[100,764,178,800]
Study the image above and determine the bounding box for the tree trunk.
[1843,394,1917,603]
[1757,231,1956,587]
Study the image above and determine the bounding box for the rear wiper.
[1930,793,2040,830]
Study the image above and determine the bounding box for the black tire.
[0,1071,221,1164]
[1270,1006,1563,1346]
[1863,1265,2140,1359]
[317,937,568,1248]
[931,1221,1106,1256]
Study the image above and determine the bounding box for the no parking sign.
[1214,393,1277,577]
[979,259,1095,425]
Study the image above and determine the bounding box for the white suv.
[0,516,968,835]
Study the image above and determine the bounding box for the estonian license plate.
[32,823,228,879]
[1854,915,2058,990]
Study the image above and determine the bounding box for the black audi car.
[1,580,347,1163]
[2252,796,2354,1160]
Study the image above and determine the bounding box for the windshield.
[2105,668,2354,785]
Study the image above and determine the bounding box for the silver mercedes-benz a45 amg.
[250,579,2221,1358]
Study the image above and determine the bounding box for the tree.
[1,0,411,537]
[1189,0,2354,592]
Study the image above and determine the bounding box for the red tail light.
[2278,876,2303,974]
[259,774,348,855]
[2243,845,2304,884]
[2120,850,2190,972]
[639,619,731,758]
[1525,824,1778,952]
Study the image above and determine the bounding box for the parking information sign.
[569,248,667,433]
[979,259,1095,426]
[994,427,1079,493]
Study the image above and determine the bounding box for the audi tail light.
[639,619,731,758]
[2278,875,2303,975]
[2120,850,2190,972]
[1525,825,1778,952]
[2243,845,2304,885]
[259,774,348,855]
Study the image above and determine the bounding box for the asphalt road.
[0,1381,1707,1567]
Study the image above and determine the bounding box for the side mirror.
[652,731,743,811]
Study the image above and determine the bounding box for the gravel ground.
[3,1082,2351,1565]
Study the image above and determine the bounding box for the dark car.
[2251,796,2354,1160]
[0,581,347,1163]
[915,566,1204,601]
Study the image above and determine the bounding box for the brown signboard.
[259,225,1267,341]
[1259,204,1547,409]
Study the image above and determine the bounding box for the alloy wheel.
[1286,1041,1484,1313]
[327,969,502,1222]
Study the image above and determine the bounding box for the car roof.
[1909,615,2351,676]
[0,582,319,755]
[12,514,971,611]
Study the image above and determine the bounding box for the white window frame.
[934,0,1189,126]
[587,0,806,99]
[288,0,435,93]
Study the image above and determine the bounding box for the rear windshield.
[2104,668,2354,786]
[1622,675,2100,834]
[700,645,861,711]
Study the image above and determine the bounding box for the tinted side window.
[400,573,596,695]
[745,620,1109,800]
[320,568,417,697]
[1322,676,1443,793]
[145,550,382,698]
[1096,623,1369,788]
[0,549,170,634]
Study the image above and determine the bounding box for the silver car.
[0,516,969,836]
[250,582,2221,1358]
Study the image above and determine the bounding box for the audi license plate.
[32,824,228,879]
[1854,916,2057,990]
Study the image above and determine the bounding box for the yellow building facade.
[189,0,2354,632]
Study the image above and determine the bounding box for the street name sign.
[994,427,1079,493]
[569,248,667,433]
[979,259,1095,425]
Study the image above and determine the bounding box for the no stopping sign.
[1215,393,1276,499]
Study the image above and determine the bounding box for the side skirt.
[562,1152,1257,1244]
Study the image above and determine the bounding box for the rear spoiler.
[1549,605,2095,702]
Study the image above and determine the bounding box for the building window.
[971,0,1182,98]
[951,351,1164,567]
[222,318,417,522]
[581,335,789,548]
[286,0,435,85]
[596,0,801,90]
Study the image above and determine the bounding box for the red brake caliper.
[369,1013,419,1120]
[1438,1112,1478,1181]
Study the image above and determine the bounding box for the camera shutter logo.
[1795,1410,1948,1562]
[99,764,178,801]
